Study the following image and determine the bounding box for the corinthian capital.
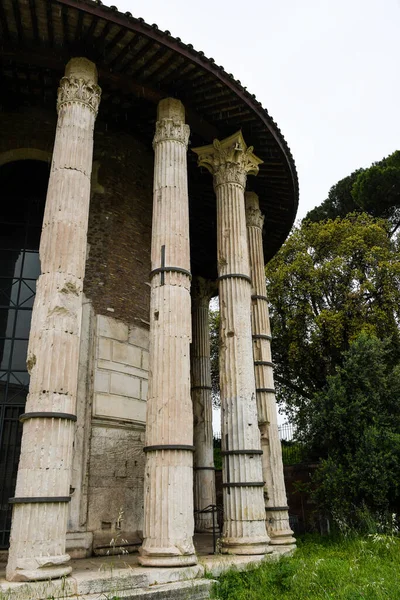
[153,97,190,147]
[193,131,263,189]
[245,192,265,229]
[192,276,218,307]
[57,58,101,115]
[57,77,101,114]
[153,120,190,147]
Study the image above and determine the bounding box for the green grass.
[212,534,400,600]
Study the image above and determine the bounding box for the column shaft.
[139,99,196,567]
[193,132,270,555]
[246,192,295,547]
[6,58,101,582]
[191,278,216,533]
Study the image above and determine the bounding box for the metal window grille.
[0,160,46,548]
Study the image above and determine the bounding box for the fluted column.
[193,132,270,555]
[246,192,295,547]
[191,277,217,533]
[139,99,196,567]
[6,58,101,582]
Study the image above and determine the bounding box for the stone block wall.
[93,315,149,424]
[88,315,150,554]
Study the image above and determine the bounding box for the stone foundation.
[0,537,295,600]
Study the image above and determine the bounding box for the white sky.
[104,0,400,218]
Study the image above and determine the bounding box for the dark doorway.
[0,159,48,548]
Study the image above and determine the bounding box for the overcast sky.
[104,0,399,219]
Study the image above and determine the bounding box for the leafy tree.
[311,332,400,522]
[306,169,361,222]
[209,307,220,405]
[265,213,400,433]
[352,151,400,235]
[306,150,400,234]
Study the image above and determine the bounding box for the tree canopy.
[352,151,400,235]
[265,213,400,434]
[306,150,400,235]
[306,169,362,223]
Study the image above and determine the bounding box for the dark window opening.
[0,159,48,549]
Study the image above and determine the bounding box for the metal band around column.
[252,334,272,341]
[20,412,77,423]
[222,482,265,488]
[265,506,290,511]
[219,273,251,284]
[194,466,216,471]
[221,449,263,456]
[254,361,274,367]
[143,445,195,452]
[9,497,71,504]
[150,267,192,279]
[251,294,268,302]
[256,388,276,394]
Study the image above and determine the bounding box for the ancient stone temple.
[0,0,298,588]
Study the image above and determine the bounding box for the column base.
[139,541,198,567]
[220,537,272,555]
[138,552,198,567]
[269,535,297,546]
[266,510,296,546]
[270,543,297,555]
[6,555,72,582]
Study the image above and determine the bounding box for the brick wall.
[84,121,153,326]
[0,108,56,159]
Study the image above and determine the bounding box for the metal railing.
[279,423,304,464]
[194,504,222,553]
[215,422,295,441]
[278,422,295,441]
[214,422,303,465]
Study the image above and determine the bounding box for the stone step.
[83,578,215,600]
[0,548,293,599]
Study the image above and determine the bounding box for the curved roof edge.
[61,0,299,212]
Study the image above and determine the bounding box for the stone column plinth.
[191,277,217,533]
[6,58,101,582]
[139,99,196,567]
[245,192,295,547]
[193,132,270,555]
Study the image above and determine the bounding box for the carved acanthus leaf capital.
[192,276,217,306]
[193,131,263,189]
[57,76,101,115]
[153,119,190,147]
[246,206,265,229]
[245,192,264,229]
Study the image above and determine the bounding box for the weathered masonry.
[0,0,298,583]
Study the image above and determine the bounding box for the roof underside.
[0,0,299,280]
